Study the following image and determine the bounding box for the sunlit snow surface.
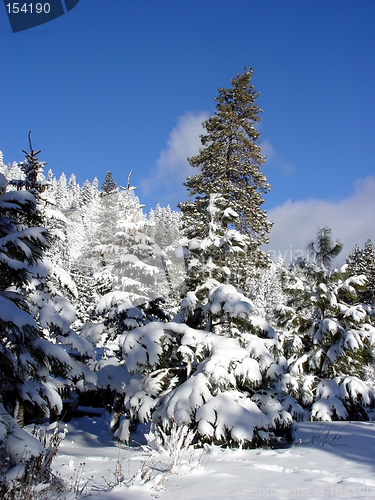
[51,413,375,499]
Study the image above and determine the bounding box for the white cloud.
[262,138,295,174]
[263,176,375,265]
[262,138,277,160]
[141,112,208,205]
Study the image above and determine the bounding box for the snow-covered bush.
[311,376,375,421]
[0,406,67,499]
[116,285,296,447]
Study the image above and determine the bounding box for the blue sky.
[1,1,374,261]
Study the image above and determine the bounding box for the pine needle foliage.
[345,239,375,306]
[306,227,343,269]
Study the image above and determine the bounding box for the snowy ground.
[51,411,375,500]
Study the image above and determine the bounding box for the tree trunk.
[14,399,25,427]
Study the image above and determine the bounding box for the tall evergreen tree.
[80,179,94,206]
[0,173,70,425]
[68,173,80,208]
[56,173,68,210]
[179,67,272,272]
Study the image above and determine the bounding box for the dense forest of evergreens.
[1,70,374,496]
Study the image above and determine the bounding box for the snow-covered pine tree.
[13,136,78,300]
[97,173,121,248]
[276,228,375,421]
[72,178,174,434]
[75,172,122,303]
[0,173,72,425]
[9,132,48,195]
[179,68,273,278]
[67,173,80,209]
[101,170,117,195]
[3,140,97,420]
[107,198,297,446]
[147,204,183,308]
[56,173,69,210]
[72,176,169,418]
[69,180,102,326]
[147,204,181,250]
[76,172,168,314]
[246,257,286,323]
[111,192,165,305]
[0,152,24,186]
[83,181,169,343]
[181,193,250,301]
[114,283,298,447]
[345,239,375,306]
[80,179,94,207]
[58,175,110,330]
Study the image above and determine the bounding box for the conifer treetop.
[101,171,117,195]
[306,227,343,269]
[12,131,47,194]
[180,67,272,250]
